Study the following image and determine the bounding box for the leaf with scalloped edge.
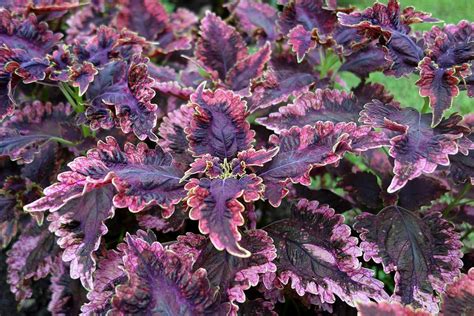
[81,248,127,315]
[186,84,254,160]
[84,56,158,141]
[171,230,276,306]
[115,0,192,54]
[288,25,317,63]
[110,232,225,315]
[185,174,264,258]
[137,203,187,233]
[258,122,369,207]
[48,262,87,315]
[357,301,431,316]
[69,61,98,96]
[0,10,62,119]
[340,44,391,78]
[0,101,80,163]
[72,26,146,67]
[263,199,388,306]
[6,221,61,301]
[441,268,474,315]
[247,54,317,112]
[257,89,365,133]
[354,206,463,313]
[416,57,461,127]
[360,100,468,192]
[196,11,248,81]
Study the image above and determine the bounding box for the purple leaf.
[85,56,159,141]
[110,233,224,314]
[225,42,272,96]
[45,184,116,290]
[48,262,87,315]
[227,0,278,41]
[0,101,79,163]
[360,100,468,192]
[248,54,317,112]
[355,206,463,313]
[383,32,424,77]
[185,175,264,257]
[6,222,61,301]
[69,61,98,96]
[172,230,276,305]
[186,85,254,160]
[137,203,187,233]
[68,136,185,212]
[340,44,390,78]
[257,89,365,133]
[81,249,126,315]
[258,123,355,207]
[416,57,461,127]
[288,25,317,63]
[263,199,388,305]
[196,11,248,81]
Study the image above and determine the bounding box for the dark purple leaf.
[69,61,98,96]
[186,84,254,160]
[287,25,317,63]
[0,101,79,163]
[85,56,159,141]
[355,206,463,313]
[137,203,187,233]
[110,233,224,314]
[340,44,390,78]
[263,199,388,305]
[196,11,248,81]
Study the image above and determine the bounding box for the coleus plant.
[0,0,472,315]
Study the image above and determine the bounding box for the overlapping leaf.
[263,199,388,305]
[360,100,468,192]
[440,268,474,315]
[355,206,463,313]
[0,101,80,163]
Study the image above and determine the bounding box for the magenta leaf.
[196,11,248,81]
[0,101,80,163]
[69,61,98,96]
[110,233,223,314]
[263,199,388,305]
[360,100,468,192]
[172,230,276,305]
[6,222,61,301]
[186,85,254,160]
[357,301,430,316]
[84,56,159,141]
[288,25,317,63]
[354,206,463,313]
[185,174,264,258]
[441,268,474,315]
[257,123,354,207]
[416,57,461,127]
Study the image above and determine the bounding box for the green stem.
[49,137,76,147]
[59,83,79,112]
[444,182,472,217]
[421,97,430,114]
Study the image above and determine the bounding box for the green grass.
[338,0,473,115]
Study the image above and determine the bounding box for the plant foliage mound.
[0,0,473,315]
